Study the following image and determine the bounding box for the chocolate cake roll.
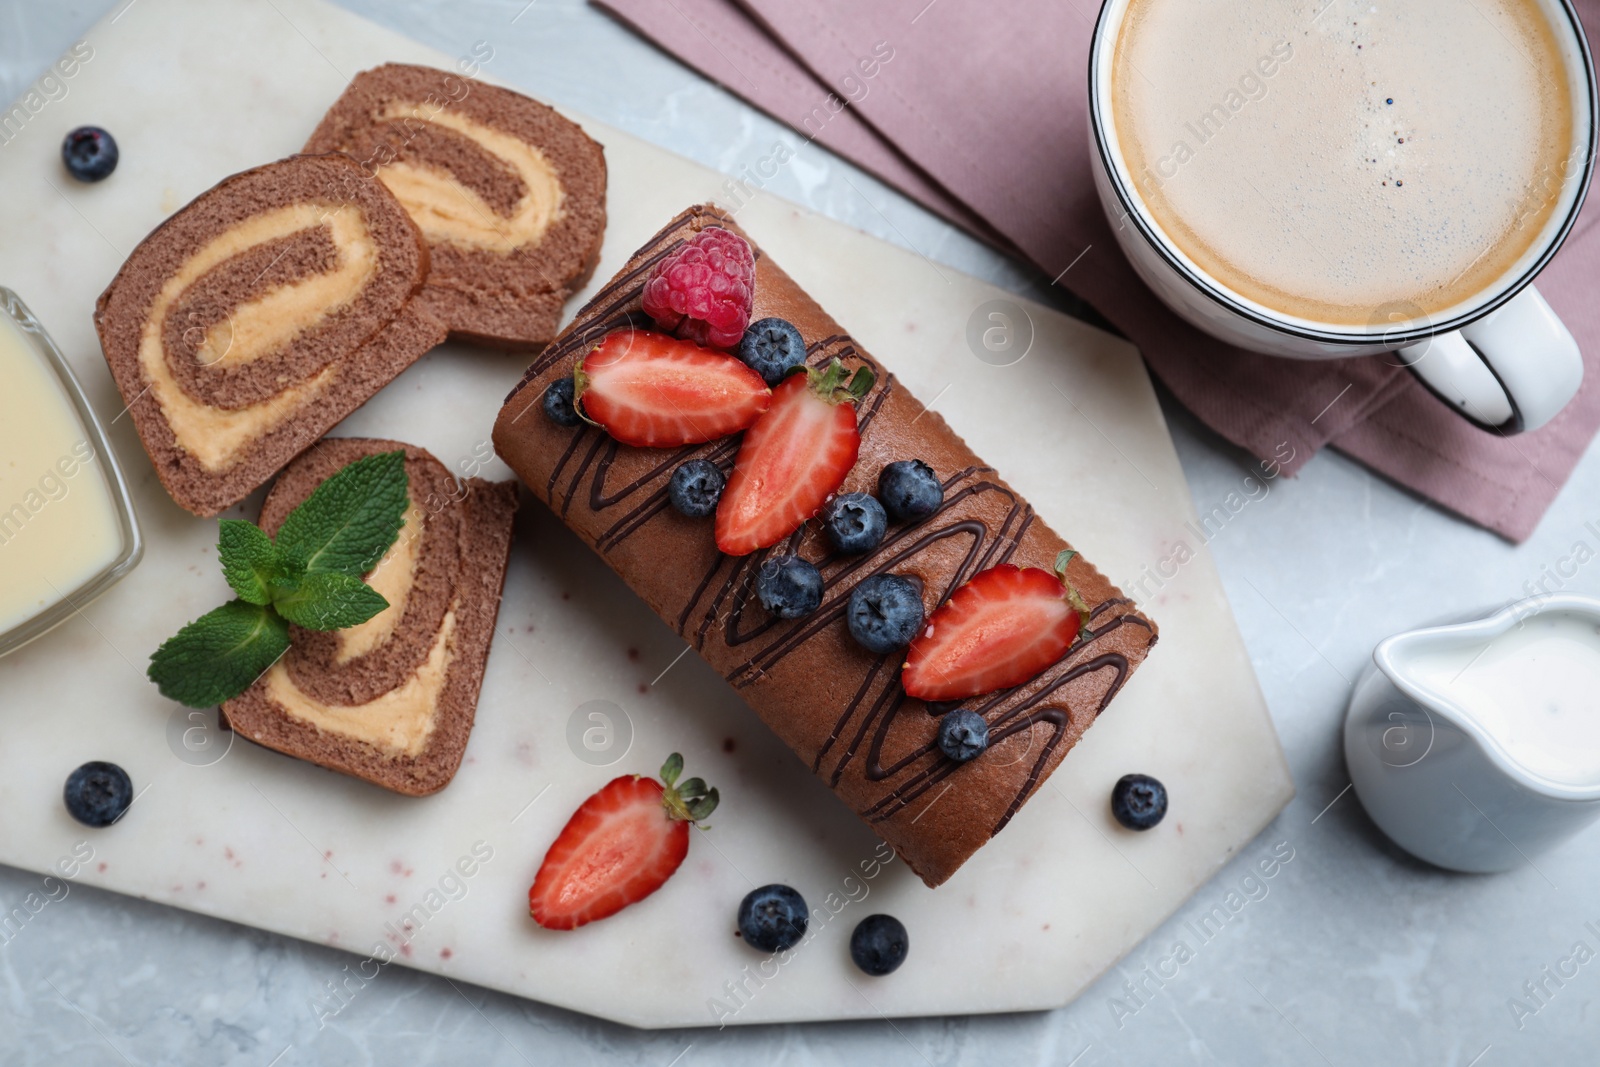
[222,438,520,796]
[95,154,446,517]
[305,63,607,348]
[492,206,1158,887]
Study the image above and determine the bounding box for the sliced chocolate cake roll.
[222,438,519,796]
[492,205,1159,887]
[95,154,447,517]
[305,63,607,348]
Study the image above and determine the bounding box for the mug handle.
[1396,286,1583,434]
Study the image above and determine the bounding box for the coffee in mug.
[1111,0,1577,325]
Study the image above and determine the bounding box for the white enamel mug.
[1087,0,1598,434]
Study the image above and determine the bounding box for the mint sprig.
[148,451,410,708]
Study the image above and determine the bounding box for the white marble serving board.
[0,0,1292,1028]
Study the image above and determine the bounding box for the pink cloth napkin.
[595,0,1600,541]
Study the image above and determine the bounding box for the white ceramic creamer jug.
[1345,594,1600,872]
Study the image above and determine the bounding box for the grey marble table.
[2,1,1596,1063]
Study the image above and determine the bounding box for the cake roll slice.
[95,154,447,517]
[493,205,1158,887]
[305,63,607,348]
[222,438,520,796]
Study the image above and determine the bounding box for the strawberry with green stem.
[529,753,719,930]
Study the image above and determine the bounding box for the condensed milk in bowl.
[0,288,141,657]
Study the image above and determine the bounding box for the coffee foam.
[1112,0,1575,326]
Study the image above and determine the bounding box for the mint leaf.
[276,450,408,578]
[217,520,284,605]
[147,600,290,708]
[272,571,390,631]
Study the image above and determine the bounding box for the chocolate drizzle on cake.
[493,205,1158,886]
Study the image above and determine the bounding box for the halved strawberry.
[529,753,718,930]
[574,329,770,448]
[902,551,1093,702]
[715,359,874,556]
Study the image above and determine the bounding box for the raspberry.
[640,227,755,349]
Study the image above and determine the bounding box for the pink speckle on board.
[324,850,333,859]
[637,683,648,694]
[171,885,183,893]
[627,648,640,661]
[561,591,571,601]
[97,862,107,873]
[400,943,413,958]
[440,948,453,960]
[515,741,534,767]
[722,737,736,753]
[386,894,397,905]
[196,881,206,891]
[194,837,204,846]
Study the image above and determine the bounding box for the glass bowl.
[0,287,142,658]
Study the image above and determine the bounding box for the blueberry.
[878,460,943,523]
[756,555,823,619]
[1110,773,1168,831]
[936,709,989,762]
[63,761,133,828]
[738,884,808,952]
[61,126,119,182]
[846,574,923,654]
[822,492,888,554]
[738,317,807,385]
[669,459,724,518]
[850,914,909,976]
[542,376,581,427]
